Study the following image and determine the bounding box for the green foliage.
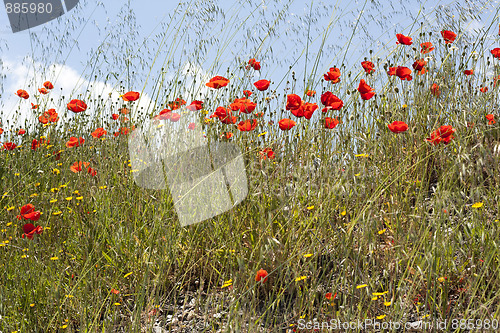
[1,0,500,332]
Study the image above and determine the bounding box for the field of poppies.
[2,1,500,332]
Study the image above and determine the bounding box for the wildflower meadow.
[1,0,500,331]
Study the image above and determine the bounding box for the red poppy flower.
[209,110,219,118]
[306,90,316,97]
[91,128,107,138]
[110,288,120,295]
[278,118,296,130]
[441,30,457,44]
[243,90,252,97]
[426,125,455,145]
[178,98,187,106]
[357,79,372,94]
[288,102,313,119]
[247,58,261,70]
[31,139,39,150]
[37,116,47,124]
[357,79,375,100]
[17,129,26,135]
[206,76,230,89]
[321,92,343,111]
[387,67,396,76]
[221,132,233,139]
[388,121,409,133]
[67,99,87,113]
[70,161,90,173]
[38,87,49,94]
[170,113,181,122]
[286,94,302,111]
[230,98,256,114]
[324,117,340,129]
[395,66,412,81]
[237,119,257,132]
[43,81,54,89]
[214,107,237,124]
[325,292,337,300]
[167,98,186,110]
[221,115,238,124]
[441,135,454,145]
[121,91,140,102]
[16,204,41,221]
[361,61,375,74]
[2,142,16,150]
[303,103,318,120]
[39,137,50,145]
[87,167,97,176]
[361,91,375,100]
[16,89,29,99]
[486,114,496,125]
[53,150,62,160]
[431,83,440,97]
[412,59,427,72]
[463,69,474,75]
[255,269,268,282]
[31,103,39,109]
[420,42,434,54]
[259,148,275,160]
[0,128,3,135]
[47,109,59,122]
[323,67,341,83]
[22,223,43,239]
[255,111,264,117]
[31,137,48,150]
[290,106,305,118]
[188,122,196,130]
[38,108,59,124]
[66,136,85,148]
[436,125,454,138]
[154,110,171,120]
[480,87,488,93]
[491,48,500,59]
[426,131,442,145]
[111,114,119,120]
[187,100,203,111]
[254,79,271,91]
[396,33,412,45]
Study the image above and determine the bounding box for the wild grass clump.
[1,0,500,332]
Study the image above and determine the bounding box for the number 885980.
[5,2,53,14]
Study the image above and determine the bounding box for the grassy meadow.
[2,0,500,332]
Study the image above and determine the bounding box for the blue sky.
[0,0,499,132]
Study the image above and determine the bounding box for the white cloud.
[0,56,223,145]
[179,61,211,100]
[0,56,154,135]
